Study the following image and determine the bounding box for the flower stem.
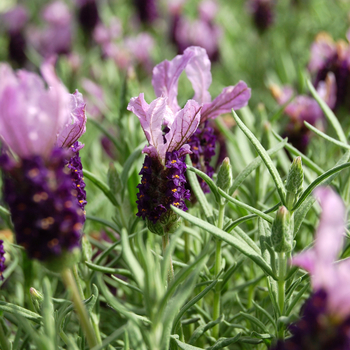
[162,233,174,285]
[212,203,225,339]
[61,268,98,349]
[277,252,287,339]
[0,320,10,350]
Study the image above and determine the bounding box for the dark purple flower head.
[76,0,100,33]
[247,0,276,32]
[134,0,158,24]
[1,147,84,267]
[0,240,5,281]
[270,290,350,350]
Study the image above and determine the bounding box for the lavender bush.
[0,0,350,349]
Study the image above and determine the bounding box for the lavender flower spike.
[292,187,350,319]
[128,94,201,229]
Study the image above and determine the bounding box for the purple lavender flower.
[308,32,350,109]
[0,61,87,267]
[271,76,336,152]
[1,5,28,65]
[152,46,251,191]
[76,0,100,34]
[29,1,72,57]
[0,240,5,280]
[169,0,221,62]
[271,188,350,349]
[127,93,201,229]
[133,0,158,24]
[247,0,276,32]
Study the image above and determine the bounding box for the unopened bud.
[30,287,43,312]
[216,157,233,193]
[285,157,304,210]
[271,206,294,253]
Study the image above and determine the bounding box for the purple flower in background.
[133,0,158,24]
[271,75,335,153]
[0,240,5,280]
[247,0,276,32]
[0,61,87,265]
[308,32,350,110]
[76,0,100,33]
[169,0,221,62]
[152,46,251,192]
[29,1,72,57]
[127,94,200,225]
[271,188,350,349]
[1,5,28,66]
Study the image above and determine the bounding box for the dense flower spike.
[308,32,350,109]
[0,148,84,262]
[0,62,87,267]
[134,0,158,24]
[0,240,5,281]
[76,0,100,34]
[271,290,350,350]
[247,0,276,32]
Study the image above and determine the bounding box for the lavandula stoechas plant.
[0,60,87,269]
[128,95,200,235]
[271,188,350,349]
[152,46,251,193]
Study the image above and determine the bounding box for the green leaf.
[171,205,276,279]
[230,139,287,194]
[307,80,347,143]
[231,110,286,205]
[90,325,127,350]
[217,188,274,224]
[186,166,220,203]
[121,228,145,288]
[285,284,309,316]
[86,215,120,240]
[83,169,119,207]
[292,162,350,211]
[172,279,218,333]
[272,130,324,175]
[188,316,224,345]
[0,302,42,323]
[85,261,133,278]
[304,121,350,150]
[207,333,241,349]
[185,156,214,222]
[171,336,204,350]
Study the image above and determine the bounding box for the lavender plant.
[0,1,349,349]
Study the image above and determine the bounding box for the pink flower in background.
[292,187,350,319]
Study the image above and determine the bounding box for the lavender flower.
[0,240,5,280]
[152,46,251,191]
[0,61,87,267]
[271,76,335,152]
[308,32,350,109]
[247,0,276,32]
[133,0,158,24]
[1,5,28,65]
[271,188,350,349]
[169,0,221,62]
[127,94,200,231]
[76,0,100,34]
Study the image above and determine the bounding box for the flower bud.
[30,287,43,312]
[216,157,233,193]
[271,206,294,253]
[285,157,304,210]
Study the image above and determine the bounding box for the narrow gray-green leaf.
[307,80,347,143]
[292,162,350,211]
[83,169,119,207]
[304,121,350,150]
[231,111,286,205]
[188,316,224,345]
[171,336,204,350]
[171,206,276,279]
[85,261,133,278]
[230,139,287,194]
[0,302,42,323]
[218,188,273,224]
[207,333,241,350]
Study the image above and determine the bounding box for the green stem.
[184,231,190,263]
[162,233,174,285]
[212,203,225,339]
[277,252,287,339]
[61,268,98,349]
[0,320,10,350]
[73,265,85,299]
